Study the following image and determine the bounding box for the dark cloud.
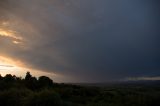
[0,0,160,82]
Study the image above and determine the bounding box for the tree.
[4,74,15,82]
[24,72,38,90]
[25,72,32,81]
[38,76,53,88]
[0,74,3,81]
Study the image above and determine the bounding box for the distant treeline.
[0,72,160,106]
[0,72,54,90]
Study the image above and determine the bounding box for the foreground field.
[0,73,160,106]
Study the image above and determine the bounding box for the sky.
[0,0,160,83]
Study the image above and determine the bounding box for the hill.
[0,72,160,106]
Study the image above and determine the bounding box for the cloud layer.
[0,0,160,82]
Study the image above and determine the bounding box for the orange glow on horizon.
[0,55,57,80]
[0,56,25,67]
[0,56,25,76]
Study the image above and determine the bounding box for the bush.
[38,76,53,88]
[25,89,62,106]
[0,88,32,106]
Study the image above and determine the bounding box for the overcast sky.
[0,0,160,82]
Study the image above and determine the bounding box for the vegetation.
[0,72,160,106]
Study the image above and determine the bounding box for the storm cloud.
[0,0,160,82]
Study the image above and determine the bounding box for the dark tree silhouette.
[38,76,53,88]
[24,72,38,90]
[25,72,32,81]
[0,74,2,80]
[4,74,15,82]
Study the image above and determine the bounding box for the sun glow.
[0,20,23,45]
[0,56,24,76]
[0,20,58,80]
[0,56,57,79]
[0,28,22,40]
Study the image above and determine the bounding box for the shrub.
[0,88,32,106]
[25,89,62,106]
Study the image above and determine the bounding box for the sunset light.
[0,56,25,76]
[0,0,159,105]
[0,28,22,40]
[0,0,159,83]
[0,56,57,79]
